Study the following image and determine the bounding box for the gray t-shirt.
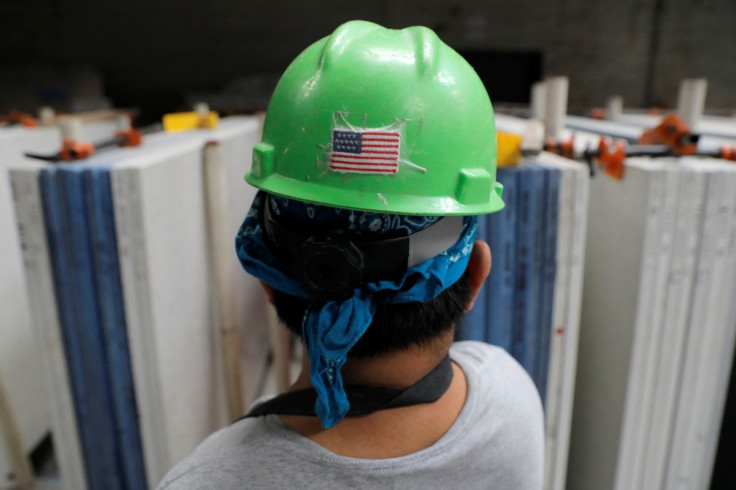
[157,341,544,489]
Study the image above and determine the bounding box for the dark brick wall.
[1,0,734,115]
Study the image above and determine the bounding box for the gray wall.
[2,0,735,113]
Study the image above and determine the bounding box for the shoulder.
[451,340,538,396]
[452,340,543,428]
[156,417,277,490]
[450,339,515,368]
[450,341,545,487]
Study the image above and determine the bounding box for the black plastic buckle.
[293,236,364,301]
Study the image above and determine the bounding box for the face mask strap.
[262,197,464,300]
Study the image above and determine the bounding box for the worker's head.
[236,21,502,428]
[257,194,492,359]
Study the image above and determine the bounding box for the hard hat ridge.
[319,21,442,80]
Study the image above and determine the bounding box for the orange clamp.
[116,129,143,147]
[1,110,37,128]
[544,136,575,159]
[720,145,736,162]
[639,114,697,155]
[558,137,575,158]
[597,137,626,180]
[59,139,95,161]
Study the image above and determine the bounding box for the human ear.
[464,240,491,312]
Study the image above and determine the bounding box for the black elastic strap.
[241,355,453,420]
[262,198,465,283]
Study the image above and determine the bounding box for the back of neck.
[280,339,468,459]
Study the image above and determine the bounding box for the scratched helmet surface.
[247,20,504,216]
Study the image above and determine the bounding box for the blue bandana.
[235,192,477,428]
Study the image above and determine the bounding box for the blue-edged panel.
[512,166,545,378]
[456,212,489,341]
[41,168,121,489]
[486,168,519,353]
[40,168,95,484]
[535,168,560,403]
[84,168,147,490]
[58,167,123,490]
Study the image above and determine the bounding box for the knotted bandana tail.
[302,292,376,428]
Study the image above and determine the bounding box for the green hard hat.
[247,20,504,216]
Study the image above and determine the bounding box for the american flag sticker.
[329,129,401,175]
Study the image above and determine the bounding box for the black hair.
[271,267,472,358]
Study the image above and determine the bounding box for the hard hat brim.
[246,172,505,216]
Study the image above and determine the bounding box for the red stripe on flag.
[332,153,398,161]
[329,165,397,173]
[330,161,397,167]
[330,160,398,167]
